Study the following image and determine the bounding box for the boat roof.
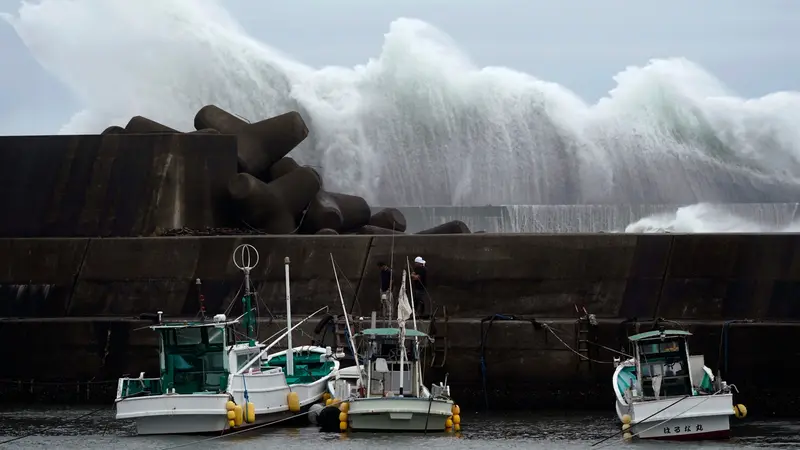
[150,320,239,330]
[628,329,692,342]
[356,327,429,338]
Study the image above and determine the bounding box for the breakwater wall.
[6,233,800,320]
[0,134,238,237]
[0,110,470,240]
[384,203,800,233]
[1,234,800,415]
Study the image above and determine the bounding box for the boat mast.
[284,257,294,377]
[243,266,255,346]
[406,258,422,397]
[233,244,259,347]
[387,225,396,328]
[399,328,405,396]
[397,269,412,397]
[196,278,207,322]
[634,341,643,398]
[330,253,363,385]
[406,257,419,333]
[681,335,694,388]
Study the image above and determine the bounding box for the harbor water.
[0,407,796,449]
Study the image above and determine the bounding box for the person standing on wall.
[411,256,427,318]
[377,261,394,322]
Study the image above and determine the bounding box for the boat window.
[237,352,259,371]
[637,338,692,398]
[208,328,225,345]
[172,354,196,370]
[157,326,230,394]
[371,340,403,360]
[640,340,680,355]
[660,341,680,353]
[175,328,203,346]
[203,351,226,372]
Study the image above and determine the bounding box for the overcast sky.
[1,0,798,135]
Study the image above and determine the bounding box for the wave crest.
[5,0,800,207]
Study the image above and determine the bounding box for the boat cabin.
[118,314,264,398]
[629,329,708,399]
[355,327,431,398]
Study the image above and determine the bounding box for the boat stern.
[115,393,231,435]
[346,397,454,432]
[629,394,734,441]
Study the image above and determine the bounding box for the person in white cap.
[411,256,428,317]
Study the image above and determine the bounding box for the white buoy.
[308,403,324,425]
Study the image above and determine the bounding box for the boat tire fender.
[317,405,343,432]
[314,314,335,334]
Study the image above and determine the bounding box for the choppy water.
[0,407,797,449]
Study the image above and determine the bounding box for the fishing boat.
[612,328,746,441]
[114,245,340,435]
[319,258,460,432]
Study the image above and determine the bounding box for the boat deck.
[266,352,335,385]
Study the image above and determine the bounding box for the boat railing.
[118,376,162,399]
[119,365,231,398]
[171,368,230,394]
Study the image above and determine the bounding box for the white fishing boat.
[114,245,340,435]
[612,328,747,441]
[319,258,461,433]
[335,327,456,432]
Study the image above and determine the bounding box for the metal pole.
[285,257,294,377]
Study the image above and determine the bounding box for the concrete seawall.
[3,234,800,320]
[1,234,800,414]
[374,204,800,233]
[0,134,237,237]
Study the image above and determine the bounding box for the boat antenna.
[195,278,207,322]
[233,243,260,347]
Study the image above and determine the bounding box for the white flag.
[397,269,413,325]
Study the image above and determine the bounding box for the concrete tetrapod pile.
[103,106,471,236]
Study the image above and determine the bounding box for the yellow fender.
[233,405,243,426]
[287,392,300,413]
[246,402,256,423]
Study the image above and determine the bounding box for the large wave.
[625,203,800,233]
[4,0,800,210]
